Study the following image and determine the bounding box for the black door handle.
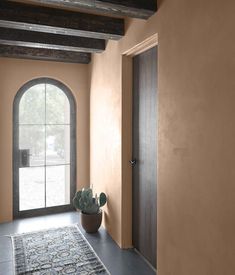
[129,159,137,167]
[19,149,30,167]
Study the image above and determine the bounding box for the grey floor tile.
[0,222,18,237]
[0,237,13,262]
[0,261,14,275]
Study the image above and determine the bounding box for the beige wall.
[90,0,235,274]
[90,42,123,245]
[0,58,90,223]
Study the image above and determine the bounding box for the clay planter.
[81,211,102,233]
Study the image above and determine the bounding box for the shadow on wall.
[103,200,121,246]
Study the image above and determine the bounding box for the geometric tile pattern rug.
[11,225,110,275]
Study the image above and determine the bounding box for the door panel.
[46,125,70,165]
[19,167,45,211]
[46,84,70,124]
[132,46,157,268]
[46,165,70,207]
[19,84,45,124]
[19,125,45,167]
[13,78,76,219]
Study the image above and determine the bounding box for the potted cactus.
[73,188,107,233]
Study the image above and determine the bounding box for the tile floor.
[0,212,156,275]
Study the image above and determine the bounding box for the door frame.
[13,77,77,219]
[121,33,158,248]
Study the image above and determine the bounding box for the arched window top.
[15,78,76,121]
[19,83,70,125]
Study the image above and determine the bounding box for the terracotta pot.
[81,211,102,233]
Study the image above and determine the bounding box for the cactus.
[73,188,107,214]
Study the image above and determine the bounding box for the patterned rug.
[11,225,110,275]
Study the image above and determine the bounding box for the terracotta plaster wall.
[0,58,90,223]
[90,42,123,246]
[90,0,235,274]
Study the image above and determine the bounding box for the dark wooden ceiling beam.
[20,0,157,19]
[0,45,91,64]
[0,28,105,53]
[0,2,124,40]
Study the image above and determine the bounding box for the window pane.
[19,167,45,211]
[46,125,70,165]
[19,84,45,124]
[19,125,45,166]
[46,84,70,124]
[46,165,70,207]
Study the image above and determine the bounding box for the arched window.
[13,78,76,218]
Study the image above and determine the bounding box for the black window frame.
[13,77,76,219]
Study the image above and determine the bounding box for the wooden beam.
[0,27,105,53]
[0,45,91,64]
[0,2,124,40]
[21,0,157,19]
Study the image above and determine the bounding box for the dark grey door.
[132,46,157,268]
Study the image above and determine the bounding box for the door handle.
[19,149,30,168]
[129,159,137,167]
